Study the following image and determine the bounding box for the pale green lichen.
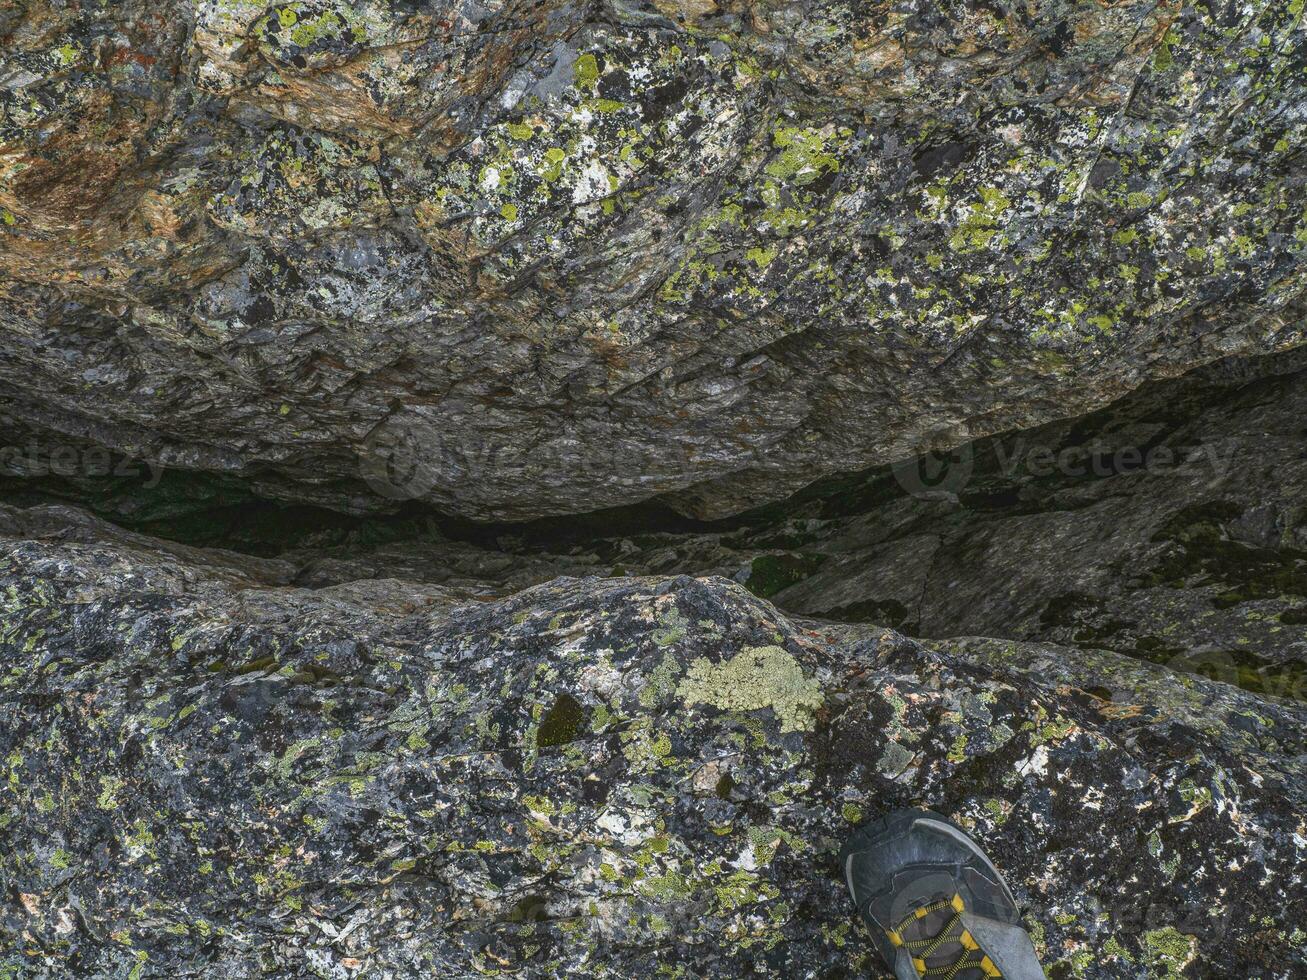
[573,53,600,91]
[765,126,846,185]
[1102,935,1134,963]
[676,646,823,732]
[1142,927,1196,978]
[639,652,681,707]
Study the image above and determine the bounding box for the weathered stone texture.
[1,508,1304,976]
[2,1,1304,520]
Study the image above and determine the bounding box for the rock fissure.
[3,350,1307,975]
[4,1,1307,976]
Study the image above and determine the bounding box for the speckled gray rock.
[133,349,1302,700]
[2,1,1305,521]
[2,504,1305,977]
[725,352,1307,691]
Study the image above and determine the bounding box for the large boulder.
[2,1,1305,520]
[1,504,1304,976]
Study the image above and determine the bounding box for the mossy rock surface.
[1,505,1304,977]
[0,0,1304,521]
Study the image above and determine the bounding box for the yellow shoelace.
[886,894,1002,979]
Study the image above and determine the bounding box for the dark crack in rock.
[30,347,1298,700]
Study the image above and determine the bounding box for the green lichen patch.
[1142,927,1197,978]
[676,645,823,732]
[573,52,600,91]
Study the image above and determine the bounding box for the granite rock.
[2,0,1305,520]
[1,505,1305,976]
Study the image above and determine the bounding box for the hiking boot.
[840,808,1044,979]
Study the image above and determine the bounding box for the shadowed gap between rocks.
[4,346,1307,701]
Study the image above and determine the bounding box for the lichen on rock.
[3,1,1307,976]
[677,644,824,732]
[1,0,1304,521]
[1,503,1304,976]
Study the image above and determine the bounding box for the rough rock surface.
[2,1,1306,520]
[587,348,1307,694]
[55,347,1299,698]
[2,503,1305,977]
[511,350,1307,696]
